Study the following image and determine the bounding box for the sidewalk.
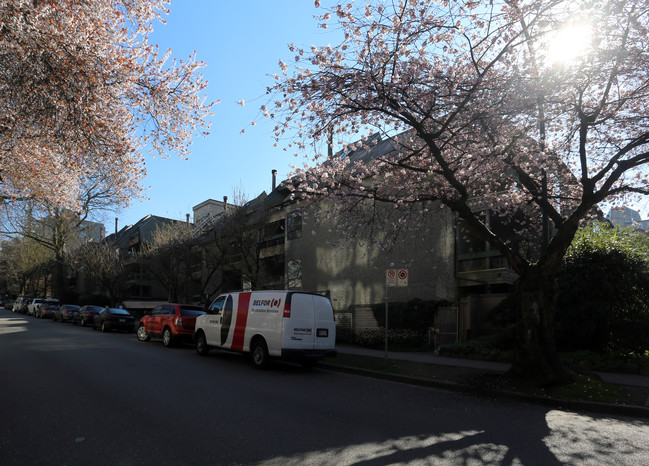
[336,346,649,389]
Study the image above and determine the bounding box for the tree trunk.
[54,257,66,299]
[511,265,570,387]
[168,280,178,303]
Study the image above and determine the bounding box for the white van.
[194,291,337,368]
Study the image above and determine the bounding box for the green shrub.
[439,334,514,361]
[556,222,649,354]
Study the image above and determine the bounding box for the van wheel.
[250,338,270,369]
[137,324,151,342]
[195,332,209,356]
[162,328,174,347]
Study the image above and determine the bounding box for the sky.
[106,1,338,233]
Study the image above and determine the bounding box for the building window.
[288,259,302,289]
[286,210,302,240]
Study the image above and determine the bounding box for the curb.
[321,362,649,419]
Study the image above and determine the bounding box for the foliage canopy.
[0,0,213,210]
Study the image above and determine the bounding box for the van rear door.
[283,293,335,351]
[312,295,336,351]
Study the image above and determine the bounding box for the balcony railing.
[457,251,518,286]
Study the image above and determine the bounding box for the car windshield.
[180,308,205,316]
[108,308,131,316]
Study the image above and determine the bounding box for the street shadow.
[256,384,649,466]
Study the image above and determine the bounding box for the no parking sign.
[386,269,408,287]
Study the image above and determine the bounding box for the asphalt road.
[1,308,648,465]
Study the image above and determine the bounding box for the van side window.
[208,297,225,315]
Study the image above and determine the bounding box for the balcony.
[128,235,140,247]
[456,251,518,286]
[259,235,285,259]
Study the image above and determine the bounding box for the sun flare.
[545,21,592,65]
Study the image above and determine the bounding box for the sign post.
[384,269,408,363]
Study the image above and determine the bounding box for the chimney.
[223,196,228,214]
[186,213,190,224]
[272,169,277,191]
[115,217,118,234]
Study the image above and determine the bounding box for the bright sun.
[545,21,593,65]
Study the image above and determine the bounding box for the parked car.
[35,301,60,319]
[93,308,135,333]
[13,296,31,313]
[73,305,104,327]
[27,298,46,316]
[54,304,81,322]
[136,303,205,347]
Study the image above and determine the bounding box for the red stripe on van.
[231,292,251,351]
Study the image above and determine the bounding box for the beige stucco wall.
[284,201,457,313]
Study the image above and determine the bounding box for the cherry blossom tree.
[0,0,213,210]
[268,0,649,384]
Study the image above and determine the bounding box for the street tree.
[0,236,54,297]
[0,0,213,210]
[216,192,276,292]
[140,220,197,303]
[267,0,649,384]
[0,176,116,298]
[68,239,127,307]
[192,190,275,303]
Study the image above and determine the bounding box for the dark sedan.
[93,308,135,333]
[54,304,81,322]
[36,302,60,319]
[73,305,104,327]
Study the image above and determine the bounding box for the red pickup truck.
[136,303,205,347]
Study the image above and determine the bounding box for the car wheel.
[101,321,108,332]
[136,324,151,342]
[162,328,174,348]
[250,338,270,369]
[195,332,209,356]
[80,318,86,327]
